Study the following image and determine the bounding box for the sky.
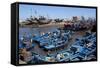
[19,4,96,21]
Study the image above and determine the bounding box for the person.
[56,53,61,61]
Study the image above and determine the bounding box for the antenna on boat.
[34,10,38,18]
[34,10,37,15]
[30,8,32,18]
[47,14,49,19]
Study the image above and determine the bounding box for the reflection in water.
[19,26,58,38]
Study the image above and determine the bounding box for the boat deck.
[31,30,87,56]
